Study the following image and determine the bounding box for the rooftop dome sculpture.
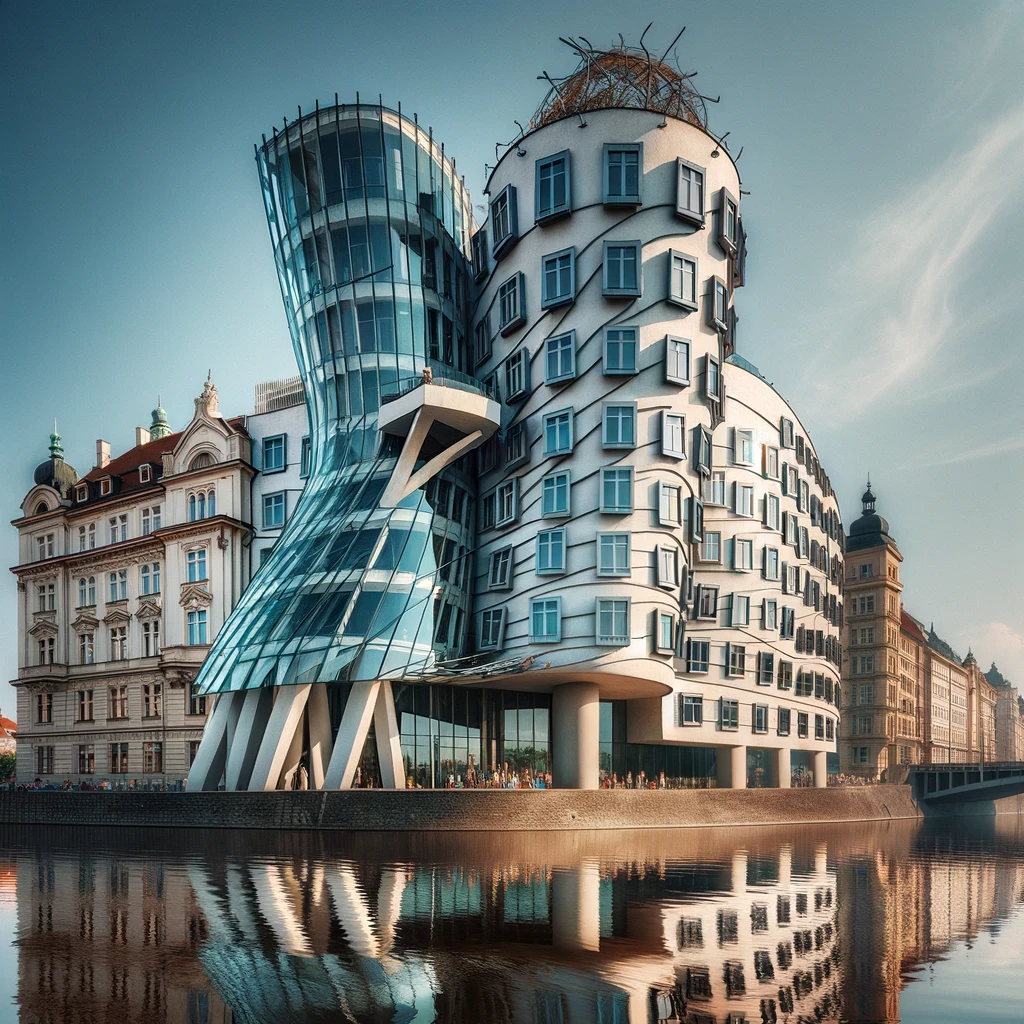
[532,28,711,131]
[32,424,78,496]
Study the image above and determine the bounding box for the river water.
[0,817,1021,1023]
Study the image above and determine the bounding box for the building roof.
[32,429,78,496]
[901,610,927,642]
[926,624,961,665]
[846,480,898,553]
[82,431,183,484]
[0,712,15,736]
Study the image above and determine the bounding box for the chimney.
[96,440,111,469]
[136,426,151,447]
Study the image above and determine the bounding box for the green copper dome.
[150,398,172,440]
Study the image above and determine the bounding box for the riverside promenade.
[0,785,927,831]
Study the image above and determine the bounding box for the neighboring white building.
[10,378,254,784]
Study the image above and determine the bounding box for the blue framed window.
[187,609,208,646]
[490,184,518,259]
[544,331,575,384]
[603,143,642,205]
[536,529,565,575]
[543,409,573,456]
[498,273,526,335]
[299,436,311,478]
[263,435,286,473]
[263,492,286,528]
[541,470,571,517]
[600,467,633,514]
[603,327,638,374]
[602,404,636,449]
[529,597,561,643]
[596,597,630,646]
[541,248,575,308]
[535,151,571,222]
[186,548,207,583]
[603,241,642,297]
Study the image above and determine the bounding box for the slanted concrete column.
[716,745,747,789]
[188,689,245,791]
[552,682,600,789]
[813,750,828,789]
[774,747,791,789]
[551,862,601,952]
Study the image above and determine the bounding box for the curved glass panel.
[197,104,476,694]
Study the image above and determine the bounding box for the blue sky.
[1,0,1022,712]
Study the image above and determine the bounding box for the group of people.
[4,777,187,792]
[601,770,670,789]
[432,763,552,789]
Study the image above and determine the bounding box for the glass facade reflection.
[195,103,476,698]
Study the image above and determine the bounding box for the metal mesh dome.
[532,32,708,130]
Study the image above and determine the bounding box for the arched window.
[207,490,216,516]
[78,578,86,607]
[190,452,216,471]
[88,576,95,605]
[197,492,206,519]
[34,501,47,515]
[188,494,196,522]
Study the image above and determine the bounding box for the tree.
[0,751,16,782]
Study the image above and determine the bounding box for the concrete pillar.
[187,689,244,791]
[224,687,274,791]
[552,682,600,789]
[813,750,828,789]
[306,683,334,790]
[551,862,601,952]
[248,684,312,791]
[774,747,791,789]
[373,681,406,789]
[323,681,380,789]
[716,745,747,789]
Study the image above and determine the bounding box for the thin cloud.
[899,432,1024,471]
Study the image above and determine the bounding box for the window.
[36,582,55,611]
[778,708,791,735]
[37,637,55,666]
[36,693,53,724]
[77,744,95,774]
[665,336,690,384]
[727,643,746,677]
[536,529,565,574]
[656,612,675,653]
[763,547,780,581]
[495,479,518,527]
[479,608,505,650]
[474,316,491,365]
[860,563,874,580]
[189,683,207,717]
[35,533,55,560]
[696,584,719,620]
[110,626,127,661]
[108,514,128,544]
[780,417,795,448]
[299,436,312,478]
[603,143,642,205]
[109,743,129,773]
[731,595,750,627]
[758,652,775,686]
[690,497,704,542]
[676,158,705,223]
[488,546,513,590]
[141,505,161,534]
[662,412,685,458]
[700,531,721,562]
[784,465,799,497]
[504,423,527,469]
[601,468,633,514]
[541,248,574,307]
[826,717,835,740]
[79,632,94,665]
[88,524,96,548]
[720,698,739,730]
[187,609,208,646]
[657,546,678,588]
[709,278,729,332]
[504,348,530,402]
[36,746,54,775]
[142,620,160,656]
[263,492,285,528]
[596,598,630,645]
[262,435,285,473]
[529,597,561,642]
[815,715,825,740]
[490,184,518,258]
[603,241,642,297]
[497,273,526,334]
[140,563,161,595]
[797,713,809,738]
[535,150,570,221]
[76,485,88,503]
[187,548,207,582]
[544,331,575,384]
[763,446,780,480]
[109,686,127,719]
[705,355,721,401]
[143,682,162,718]
[603,326,638,373]
[658,482,681,526]
[99,478,111,496]
[764,493,781,532]
[753,705,769,734]
[108,570,127,602]
[668,251,698,310]
[733,538,753,571]
[598,533,630,576]
[735,483,754,518]
[778,660,793,690]
[703,470,726,505]
[602,404,636,448]
[798,479,809,513]
[734,429,754,467]
[471,229,488,281]
[543,409,573,456]
[77,689,94,722]
[686,640,710,675]
[763,599,778,631]
[718,188,739,254]
[143,742,163,774]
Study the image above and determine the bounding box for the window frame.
[535,150,571,223]
[263,491,286,529]
[540,246,575,308]
[497,272,526,335]
[595,596,631,646]
[695,583,719,620]
[731,594,750,627]
[474,314,492,366]
[494,478,519,527]
[675,157,705,224]
[543,408,574,457]
[536,528,566,575]
[657,481,682,527]
[720,698,740,731]
[662,411,686,459]
[541,469,571,518]
[656,611,676,654]
[603,325,639,375]
[263,434,286,474]
[471,229,489,282]
[602,240,643,298]
[699,530,721,563]
[529,596,562,643]
[667,249,699,311]
[686,639,710,675]
[479,608,506,651]
[656,545,678,589]
[487,545,514,591]
[665,336,691,385]
[718,187,739,255]
[753,704,769,734]
[603,143,643,206]
[600,467,634,515]
[727,643,747,678]
[543,331,576,385]
[504,347,530,403]
[597,532,631,577]
[602,402,637,450]
[708,277,729,333]
[704,355,721,402]
[490,183,519,259]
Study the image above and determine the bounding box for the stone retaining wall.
[0,785,922,831]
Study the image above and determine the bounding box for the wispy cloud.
[955,621,1024,686]
[898,431,1024,471]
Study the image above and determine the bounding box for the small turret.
[150,397,172,440]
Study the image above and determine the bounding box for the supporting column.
[551,682,600,789]
[813,750,828,789]
[306,683,334,790]
[716,745,747,789]
[224,687,274,791]
[373,681,406,789]
[323,681,380,789]
[550,862,601,952]
[248,684,312,791]
[774,747,791,789]
[188,689,245,792]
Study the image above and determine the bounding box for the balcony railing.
[381,369,497,406]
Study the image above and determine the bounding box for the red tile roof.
[901,610,926,642]
[0,714,16,735]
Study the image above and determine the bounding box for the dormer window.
[99,478,111,496]
[190,452,216,471]
[139,464,152,484]
[75,484,88,502]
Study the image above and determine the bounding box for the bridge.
[910,762,1024,804]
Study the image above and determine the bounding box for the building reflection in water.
[3,820,1024,1024]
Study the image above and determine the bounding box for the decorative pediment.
[136,599,162,622]
[179,583,214,611]
[71,611,100,632]
[103,607,132,626]
[28,618,59,638]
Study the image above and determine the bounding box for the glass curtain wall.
[195,103,478,699]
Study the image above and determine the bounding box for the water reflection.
[2,818,1023,1023]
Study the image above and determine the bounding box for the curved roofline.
[483,106,741,197]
